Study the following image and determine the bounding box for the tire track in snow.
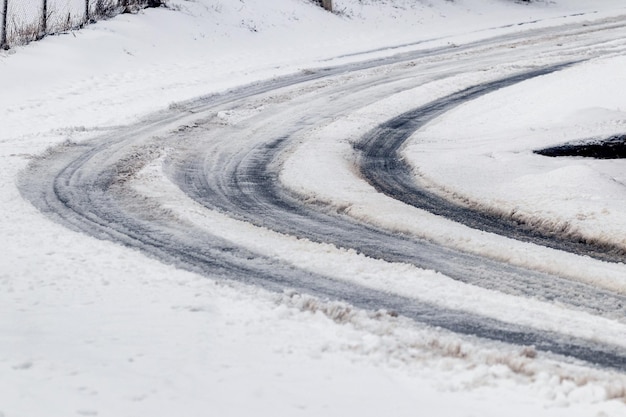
[357,69,626,264]
[172,65,626,318]
[18,133,626,371]
[18,17,626,371]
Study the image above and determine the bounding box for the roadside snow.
[405,55,626,254]
[3,0,626,416]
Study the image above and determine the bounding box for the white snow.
[3,0,626,416]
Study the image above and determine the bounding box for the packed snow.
[2,0,626,416]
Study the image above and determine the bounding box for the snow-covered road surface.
[18,13,626,371]
[5,1,626,416]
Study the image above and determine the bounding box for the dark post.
[40,0,47,39]
[321,0,333,12]
[84,0,89,25]
[1,0,8,49]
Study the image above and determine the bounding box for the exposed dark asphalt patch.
[535,135,626,159]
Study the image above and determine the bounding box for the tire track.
[357,70,626,264]
[18,17,626,370]
[171,65,626,318]
[18,132,626,371]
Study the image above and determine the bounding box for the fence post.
[1,0,8,49]
[321,0,333,12]
[84,0,89,25]
[40,0,47,39]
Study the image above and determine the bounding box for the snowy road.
[359,65,626,263]
[18,13,626,372]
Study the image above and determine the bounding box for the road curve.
[19,16,626,371]
[357,69,626,263]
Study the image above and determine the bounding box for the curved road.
[358,68,626,263]
[19,15,626,370]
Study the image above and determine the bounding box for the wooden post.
[1,0,8,49]
[321,0,332,12]
[40,0,47,39]
[84,0,89,25]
